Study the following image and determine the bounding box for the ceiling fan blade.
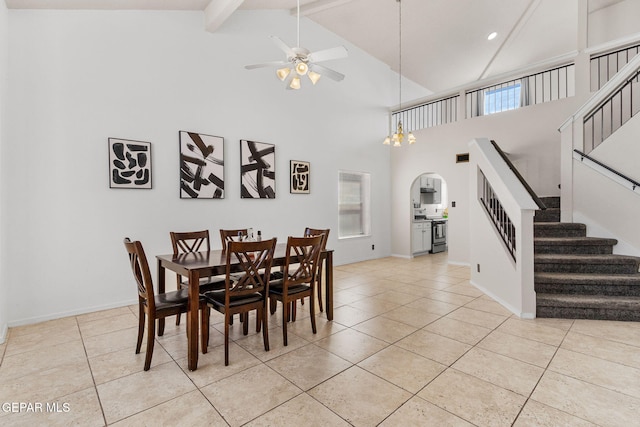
[270,35,295,58]
[245,61,287,70]
[309,63,345,82]
[308,46,348,63]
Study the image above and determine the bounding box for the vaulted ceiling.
[5,0,627,96]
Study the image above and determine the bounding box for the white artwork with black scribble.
[180,131,224,199]
[240,140,275,199]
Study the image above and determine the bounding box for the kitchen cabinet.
[420,176,434,190]
[412,221,432,254]
[433,178,441,204]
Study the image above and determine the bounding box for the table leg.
[187,269,200,371]
[325,251,333,321]
[157,261,166,335]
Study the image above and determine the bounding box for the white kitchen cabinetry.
[412,222,432,254]
[420,176,434,190]
[433,178,442,204]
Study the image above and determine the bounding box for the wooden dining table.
[156,243,334,371]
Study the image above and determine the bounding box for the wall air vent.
[456,153,470,163]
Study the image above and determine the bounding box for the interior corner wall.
[390,94,589,263]
[0,0,8,342]
[572,113,640,256]
[588,0,640,47]
[4,9,393,326]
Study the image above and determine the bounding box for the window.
[484,82,521,115]
[338,171,371,238]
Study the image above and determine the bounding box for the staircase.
[534,197,640,321]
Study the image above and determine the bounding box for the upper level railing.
[391,95,459,134]
[466,64,575,118]
[583,64,640,153]
[591,43,640,91]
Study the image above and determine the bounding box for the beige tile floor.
[1,253,640,426]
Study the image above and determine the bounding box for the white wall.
[3,9,394,326]
[0,0,8,342]
[573,113,640,256]
[588,0,640,47]
[390,95,589,263]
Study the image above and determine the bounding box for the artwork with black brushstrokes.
[240,140,275,199]
[108,138,152,189]
[180,131,224,199]
[290,160,310,194]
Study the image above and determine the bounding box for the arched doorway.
[410,173,449,257]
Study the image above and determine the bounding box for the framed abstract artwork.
[179,131,224,199]
[108,138,152,189]
[240,140,275,199]
[290,160,310,194]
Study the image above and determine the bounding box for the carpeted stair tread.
[535,254,640,274]
[536,272,640,285]
[534,237,618,246]
[536,293,640,320]
[537,293,640,308]
[534,237,617,254]
[535,272,640,296]
[534,222,586,238]
[535,253,640,265]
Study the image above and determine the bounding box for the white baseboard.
[0,323,7,344]
[469,279,536,319]
[447,260,471,267]
[391,253,412,259]
[7,299,138,328]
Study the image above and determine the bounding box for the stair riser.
[535,263,640,274]
[534,245,614,255]
[535,283,640,296]
[539,197,560,208]
[534,210,561,222]
[534,228,587,238]
[536,306,640,321]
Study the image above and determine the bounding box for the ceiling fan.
[244,0,348,90]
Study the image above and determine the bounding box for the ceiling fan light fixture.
[308,70,321,85]
[290,76,301,90]
[276,67,291,81]
[295,61,308,75]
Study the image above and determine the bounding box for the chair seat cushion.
[154,288,190,310]
[269,284,310,296]
[202,290,263,308]
[180,276,226,293]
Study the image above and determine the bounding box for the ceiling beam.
[205,0,245,33]
[290,0,355,17]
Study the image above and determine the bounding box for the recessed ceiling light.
[487,32,498,41]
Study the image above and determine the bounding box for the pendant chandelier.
[383,0,416,147]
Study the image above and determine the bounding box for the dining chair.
[203,238,277,365]
[269,235,323,346]
[170,230,225,325]
[219,228,249,248]
[123,237,209,371]
[304,227,330,313]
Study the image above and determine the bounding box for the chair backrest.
[304,228,330,251]
[283,235,324,288]
[220,229,249,248]
[224,238,277,302]
[170,230,210,255]
[123,238,155,311]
